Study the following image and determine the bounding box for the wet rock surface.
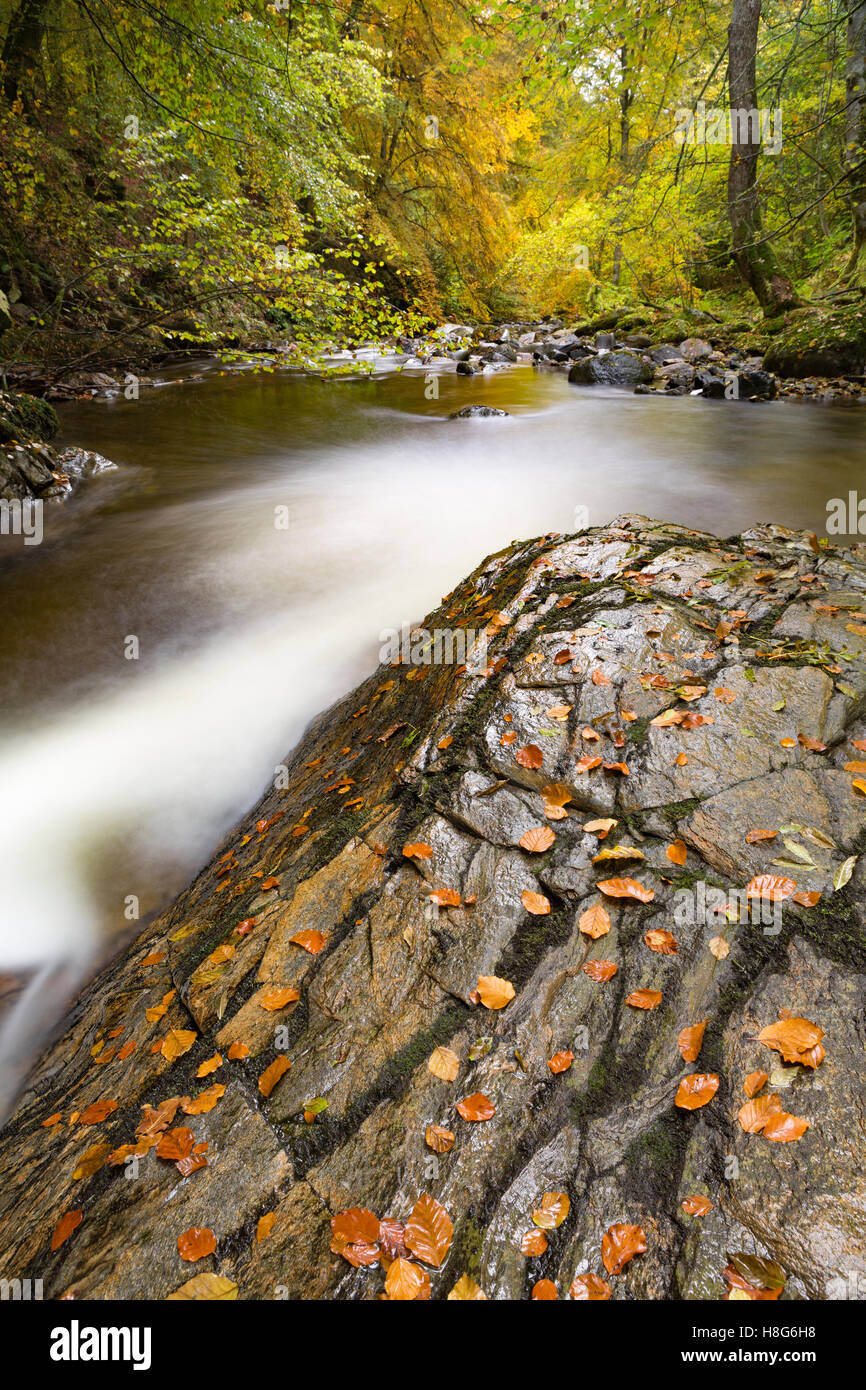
[1,515,865,1300]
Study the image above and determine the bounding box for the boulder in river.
[569,351,654,387]
[1,515,865,1300]
[449,405,509,418]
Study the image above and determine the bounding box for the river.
[0,359,863,983]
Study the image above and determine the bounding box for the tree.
[726,0,801,314]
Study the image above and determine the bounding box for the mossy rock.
[763,305,866,378]
[650,317,692,344]
[740,334,771,355]
[0,390,60,444]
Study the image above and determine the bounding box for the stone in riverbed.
[449,405,509,418]
[568,351,653,387]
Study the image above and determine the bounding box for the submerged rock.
[449,405,509,418]
[1,516,865,1300]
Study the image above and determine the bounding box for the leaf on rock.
[757,1017,823,1065]
[161,1029,197,1062]
[177,1227,217,1262]
[746,828,777,843]
[289,929,327,954]
[447,1274,487,1300]
[258,1055,291,1097]
[645,928,678,955]
[532,1192,570,1230]
[744,1071,768,1097]
[384,1258,427,1300]
[579,903,611,939]
[597,877,655,903]
[626,989,662,1010]
[519,825,556,853]
[182,1084,225,1115]
[402,843,433,860]
[666,840,688,865]
[548,1051,574,1074]
[678,1021,707,1063]
[521,1229,548,1256]
[681,1195,713,1217]
[570,1272,612,1300]
[456,1092,495,1122]
[746,874,797,902]
[532,1279,559,1299]
[259,987,300,1011]
[582,959,618,982]
[762,1112,810,1142]
[405,1193,453,1268]
[428,1045,459,1082]
[602,1223,647,1276]
[521,889,551,915]
[196,1053,223,1078]
[516,744,544,769]
[425,1125,455,1153]
[675,1073,719,1110]
[477,975,515,1010]
[167,1272,238,1300]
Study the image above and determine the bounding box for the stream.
[1,359,863,981]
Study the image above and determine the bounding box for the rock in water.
[2,515,866,1300]
[449,405,509,418]
[568,351,654,387]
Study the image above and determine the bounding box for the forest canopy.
[1,0,866,362]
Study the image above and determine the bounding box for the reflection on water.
[0,363,863,973]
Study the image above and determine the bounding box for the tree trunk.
[611,45,631,288]
[1,0,51,110]
[843,1,866,280]
[726,0,801,314]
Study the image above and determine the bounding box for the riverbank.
[1,514,864,1299]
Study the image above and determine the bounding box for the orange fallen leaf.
[532,1279,559,1299]
[519,825,556,853]
[597,878,655,903]
[259,987,300,1011]
[456,1092,495,1122]
[78,1100,118,1125]
[744,1071,768,1097]
[709,936,730,960]
[582,959,618,982]
[757,1017,823,1065]
[156,1126,195,1160]
[678,1021,707,1063]
[681,1195,713,1217]
[256,1213,276,1241]
[602,1223,646,1276]
[645,928,678,955]
[227,1041,249,1060]
[516,744,544,770]
[178,1227,217,1262]
[714,687,736,703]
[745,828,777,843]
[570,1272,612,1300]
[579,903,611,939]
[258,1056,291,1097]
[675,1073,719,1110]
[746,874,797,902]
[384,1258,428,1300]
[532,1192,570,1229]
[584,817,616,839]
[737,1094,783,1133]
[161,1029,197,1063]
[576,754,603,773]
[627,988,663,1010]
[521,889,551,915]
[425,1125,455,1153]
[548,1051,574,1074]
[41,1112,62,1128]
[429,887,461,907]
[182,1084,225,1115]
[51,1209,83,1252]
[196,1053,223,1078]
[521,1229,548,1256]
[427,1046,459,1082]
[476,975,515,1010]
[403,843,433,860]
[762,1112,810,1142]
[447,1274,487,1300]
[666,840,688,866]
[289,929,327,954]
[405,1193,453,1268]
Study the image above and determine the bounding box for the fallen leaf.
[746,828,777,843]
[675,1074,719,1110]
[757,1017,823,1065]
[678,1021,707,1063]
[425,1125,455,1153]
[597,877,655,903]
[161,1029,197,1063]
[576,754,603,773]
[579,903,611,939]
[428,1046,460,1082]
[177,1227,217,1262]
[456,1092,495,1121]
[744,1071,768,1098]
[289,929,327,954]
[709,936,730,960]
[521,1229,548,1256]
[584,818,616,838]
[227,1041,250,1060]
[532,1192,570,1229]
[602,1223,647,1276]
[521,889,551,915]
[626,989,663,1010]
[181,1084,225,1115]
[167,1272,238,1300]
[258,1055,291,1097]
[714,687,736,703]
[156,1127,195,1160]
[78,1100,118,1125]
[516,744,544,770]
[477,975,515,1010]
[570,1272,612,1300]
[532,1279,559,1299]
[737,1094,783,1133]
[51,1209,83,1252]
[582,959,618,982]
[259,987,300,1011]
[72,1144,111,1180]
[681,1195,713,1217]
[519,825,556,853]
[403,843,433,860]
[196,1053,223,1078]
[666,840,688,866]
[384,1258,429,1300]
[746,874,797,902]
[548,1051,574,1074]
[762,1112,810,1142]
[429,887,461,907]
[404,1193,454,1272]
[447,1274,487,1300]
[645,928,678,955]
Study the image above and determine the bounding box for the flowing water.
[1,360,863,990]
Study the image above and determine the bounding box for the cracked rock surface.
[1,515,865,1300]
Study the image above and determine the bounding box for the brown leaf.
[582,959,618,983]
[289,929,327,954]
[256,1213,276,1242]
[521,889,551,915]
[521,1229,548,1256]
[156,1126,195,1161]
[597,877,655,903]
[583,817,616,839]
[675,1073,719,1110]
[456,1092,495,1122]
[626,989,663,1010]
[477,975,515,1010]
[161,1029,198,1062]
[548,1051,574,1074]
[403,842,433,860]
[177,1227,217,1262]
[425,1125,455,1153]
[428,1045,460,1082]
[78,1100,118,1125]
[405,1193,453,1268]
[757,1017,824,1064]
[532,1192,570,1229]
[579,903,611,939]
[762,1112,810,1143]
[532,1279,559,1299]
[72,1144,112,1180]
[644,928,678,955]
[745,828,777,843]
[429,887,461,907]
[181,1084,225,1115]
[666,840,688,866]
[746,874,797,902]
[447,1274,487,1300]
[519,825,556,853]
[570,1272,612,1300]
[678,1021,707,1063]
[258,1055,291,1097]
[681,1195,713,1217]
[516,744,544,770]
[196,1053,223,1078]
[576,754,603,774]
[744,1071,768,1097]
[602,1223,647,1276]
[227,1041,250,1060]
[737,1094,783,1133]
[709,935,730,960]
[51,1209,83,1253]
[259,987,300,1011]
[384,1258,429,1300]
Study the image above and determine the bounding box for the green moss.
[450,1215,484,1276]
[0,390,59,443]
